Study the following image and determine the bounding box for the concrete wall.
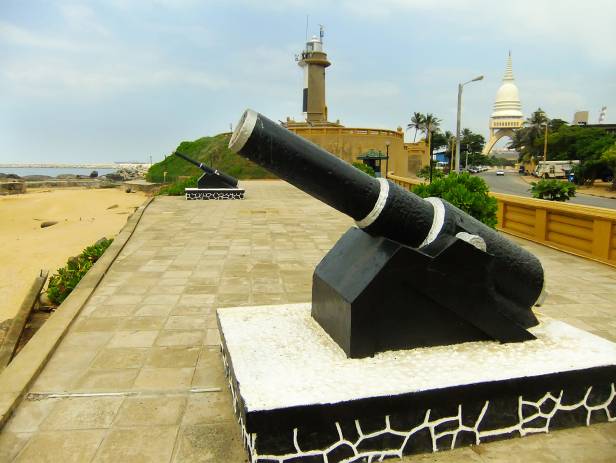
[286,126,429,177]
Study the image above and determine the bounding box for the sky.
[1,0,615,164]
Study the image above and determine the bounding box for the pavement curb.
[0,196,155,428]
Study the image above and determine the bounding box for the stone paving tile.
[15,429,106,463]
[107,330,159,348]
[120,316,167,330]
[135,304,175,317]
[59,331,114,349]
[165,316,208,330]
[93,426,179,462]
[155,330,204,347]
[5,398,60,433]
[74,368,139,391]
[191,367,225,389]
[114,396,186,427]
[146,347,201,368]
[0,431,31,462]
[181,392,234,426]
[2,181,615,463]
[88,304,138,318]
[173,422,246,463]
[40,396,124,430]
[42,347,99,373]
[90,347,148,370]
[72,317,124,332]
[133,367,194,390]
[30,368,83,392]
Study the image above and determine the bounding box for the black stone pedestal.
[312,228,537,359]
[217,304,616,463]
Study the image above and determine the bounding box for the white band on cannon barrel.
[229,108,258,152]
[355,178,390,228]
[418,197,445,248]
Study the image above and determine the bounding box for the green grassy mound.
[146,133,276,183]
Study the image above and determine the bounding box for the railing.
[287,126,404,138]
[494,193,616,266]
[385,174,616,267]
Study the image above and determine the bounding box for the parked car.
[468,166,480,174]
[496,170,505,176]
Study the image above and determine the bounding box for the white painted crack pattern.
[222,345,615,463]
[185,191,244,200]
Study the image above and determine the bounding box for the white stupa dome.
[491,53,523,119]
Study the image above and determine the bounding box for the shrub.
[415,165,445,181]
[412,172,498,228]
[47,238,113,305]
[352,162,376,177]
[530,179,576,201]
[157,176,199,196]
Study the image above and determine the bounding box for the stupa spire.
[503,51,514,82]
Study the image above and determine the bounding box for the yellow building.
[284,32,428,177]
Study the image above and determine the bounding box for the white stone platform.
[218,303,616,413]
[218,303,616,462]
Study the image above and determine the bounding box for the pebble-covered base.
[185,188,245,200]
[218,305,616,463]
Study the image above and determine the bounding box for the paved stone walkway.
[0,180,614,462]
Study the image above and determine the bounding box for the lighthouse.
[297,26,331,124]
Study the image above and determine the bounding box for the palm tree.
[421,113,441,137]
[407,112,425,142]
[516,108,549,164]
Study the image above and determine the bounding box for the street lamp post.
[543,122,548,164]
[385,141,390,178]
[455,75,484,173]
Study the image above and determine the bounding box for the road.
[478,171,616,210]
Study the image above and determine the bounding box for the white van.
[534,160,580,179]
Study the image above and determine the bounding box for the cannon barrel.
[228,109,544,320]
[174,151,239,188]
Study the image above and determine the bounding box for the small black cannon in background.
[173,151,244,200]
[229,109,545,359]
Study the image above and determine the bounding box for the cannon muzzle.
[229,109,544,339]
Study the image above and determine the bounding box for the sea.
[0,167,117,177]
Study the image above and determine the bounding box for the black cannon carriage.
[174,151,245,200]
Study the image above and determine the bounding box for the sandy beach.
[0,187,147,323]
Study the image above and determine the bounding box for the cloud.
[1,58,228,98]
[59,3,110,36]
[330,80,401,99]
[340,0,616,64]
[0,21,82,51]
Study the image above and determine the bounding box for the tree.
[545,125,615,163]
[421,113,441,137]
[509,108,549,163]
[457,128,487,168]
[549,118,568,132]
[600,143,616,190]
[407,112,425,142]
[460,128,485,154]
[430,130,449,152]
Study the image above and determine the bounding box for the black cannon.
[174,151,244,200]
[228,109,545,358]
